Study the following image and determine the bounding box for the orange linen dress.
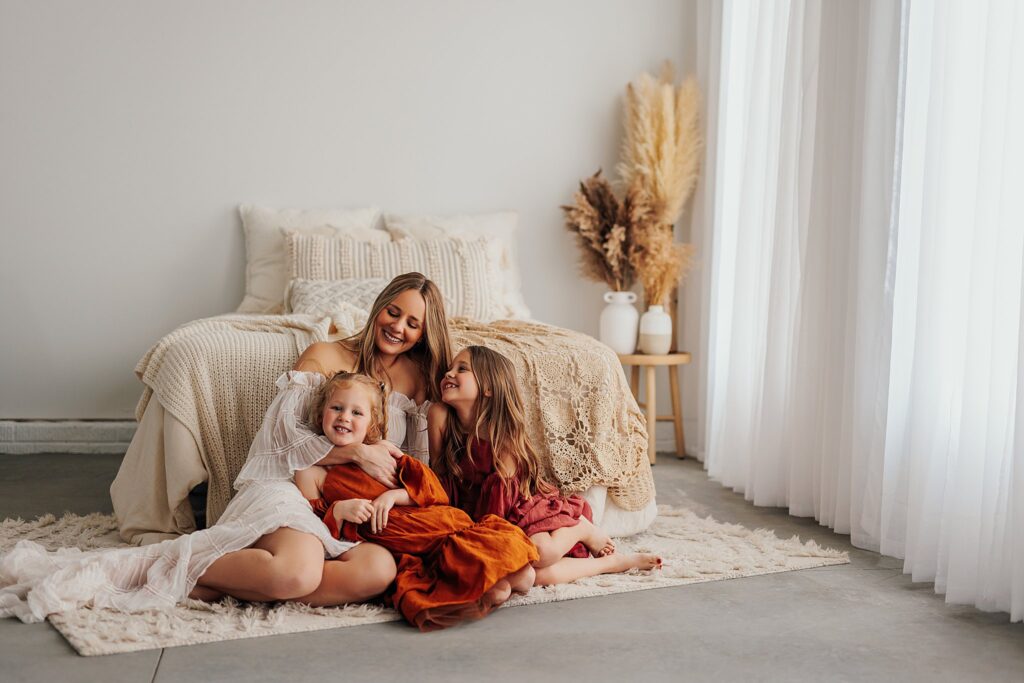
[308,455,538,631]
[440,440,594,559]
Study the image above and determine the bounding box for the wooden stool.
[618,353,691,464]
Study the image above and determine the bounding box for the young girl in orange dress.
[427,345,661,586]
[294,371,537,631]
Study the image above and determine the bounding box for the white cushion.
[286,277,388,317]
[580,486,658,537]
[383,212,530,319]
[286,232,506,322]
[237,204,386,313]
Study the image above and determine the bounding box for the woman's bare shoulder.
[293,342,357,375]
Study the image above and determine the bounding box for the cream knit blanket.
[135,314,654,526]
[134,314,333,525]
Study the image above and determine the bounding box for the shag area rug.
[1,506,848,656]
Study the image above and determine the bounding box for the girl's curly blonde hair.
[307,372,389,444]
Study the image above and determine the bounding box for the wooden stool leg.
[669,365,686,458]
[630,365,640,400]
[645,366,657,465]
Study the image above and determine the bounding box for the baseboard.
[0,419,686,457]
[0,420,136,454]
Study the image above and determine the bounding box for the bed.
[109,207,657,545]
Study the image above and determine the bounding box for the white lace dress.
[0,371,429,624]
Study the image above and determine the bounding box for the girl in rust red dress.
[295,372,537,631]
[427,345,661,586]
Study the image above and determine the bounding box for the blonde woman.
[191,272,453,604]
[0,274,453,621]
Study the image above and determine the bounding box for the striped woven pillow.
[285,232,506,321]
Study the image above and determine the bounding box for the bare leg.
[481,579,512,608]
[195,528,325,602]
[533,553,662,586]
[187,585,225,602]
[506,564,536,595]
[296,542,397,607]
[530,519,615,568]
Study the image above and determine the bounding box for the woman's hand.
[353,441,403,488]
[370,490,401,534]
[333,499,373,526]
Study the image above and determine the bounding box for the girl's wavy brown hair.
[339,272,453,402]
[307,372,388,444]
[436,345,553,500]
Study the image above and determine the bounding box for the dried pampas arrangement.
[562,170,660,291]
[562,61,702,307]
[620,62,702,306]
[629,225,695,310]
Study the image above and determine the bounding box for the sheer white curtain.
[690,0,1024,620]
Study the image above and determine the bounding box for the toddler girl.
[427,345,661,586]
[295,371,537,631]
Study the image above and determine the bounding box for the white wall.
[0,0,694,419]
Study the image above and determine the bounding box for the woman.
[0,273,453,621]
[190,272,453,605]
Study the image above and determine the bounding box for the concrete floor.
[1,453,1021,683]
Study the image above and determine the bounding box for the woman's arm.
[316,441,402,487]
[294,465,327,500]
[234,372,338,487]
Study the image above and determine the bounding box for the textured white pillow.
[286,277,388,317]
[237,204,386,313]
[383,212,530,319]
[286,232,506,322]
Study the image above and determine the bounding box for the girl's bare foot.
[583,525,616,558]
[481,579,512,608]
[188,585,225,602]
[506,564,536,595]
[611,553,662,572]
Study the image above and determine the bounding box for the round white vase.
[599,291,639,354]
[638,305,673,355]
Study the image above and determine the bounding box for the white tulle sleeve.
[233,371,333,488]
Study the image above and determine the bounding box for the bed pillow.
[286,277,388,317]
[237,204,386,313]
[383,212,530,319]
[285,232,506,322]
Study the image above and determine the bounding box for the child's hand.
[333,499,373,526]
[370,490,401,534]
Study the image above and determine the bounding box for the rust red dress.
[440,440,594,559]
[308,454,538,631]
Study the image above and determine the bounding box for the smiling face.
[320,385,374,447]
[373,288,426,358]
[440,349,482,406]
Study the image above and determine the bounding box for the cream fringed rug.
[1,506,848,656]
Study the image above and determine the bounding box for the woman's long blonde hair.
[307,372,388,444]
[437,345,552,500]
[340,272,453,402]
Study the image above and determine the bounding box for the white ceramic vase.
[638,305,673,355]
[599,291,639,354]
